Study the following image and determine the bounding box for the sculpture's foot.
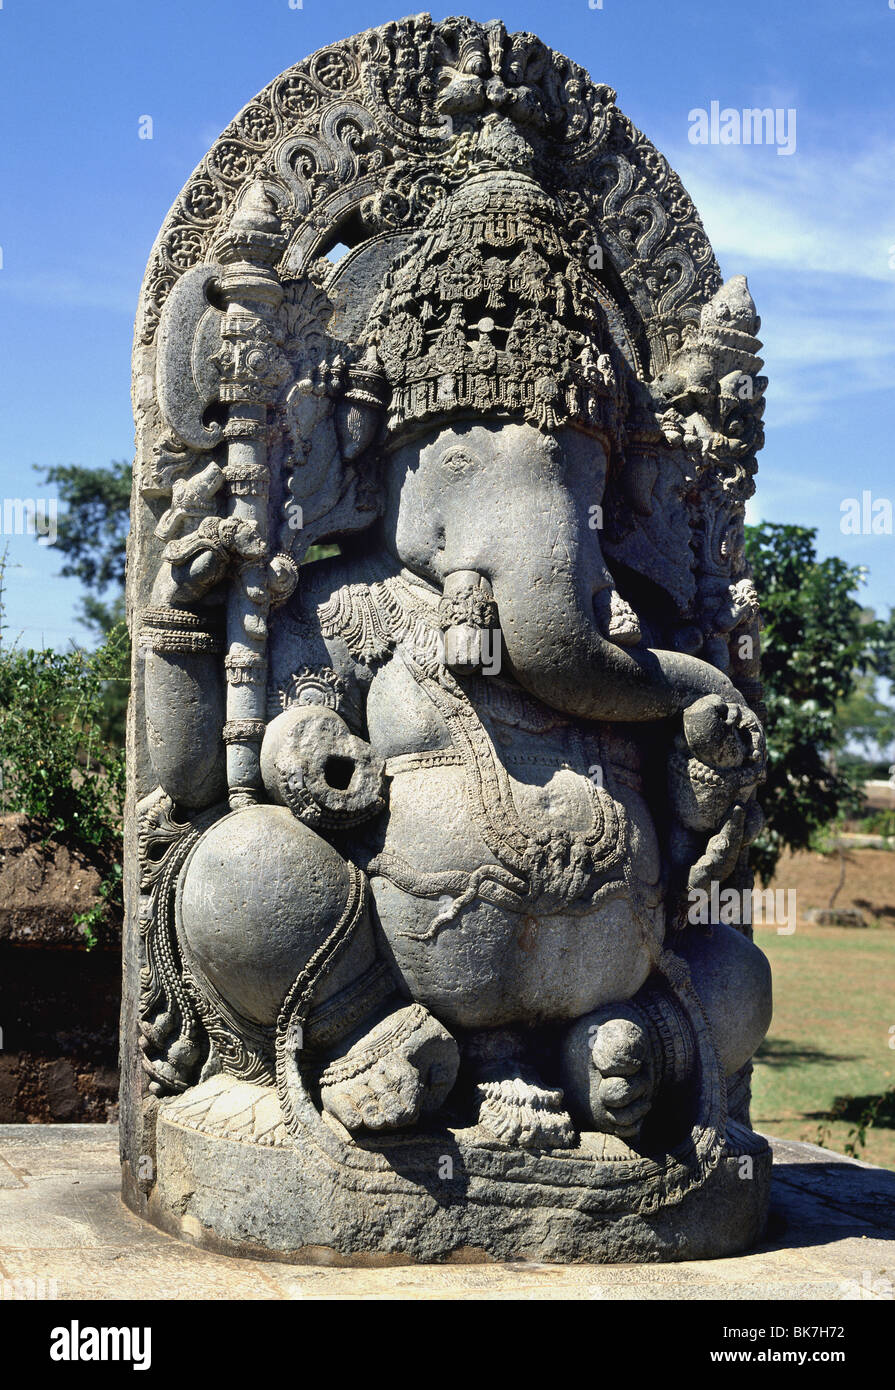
[560,1005,659,1142]
[465,1029,575,1149]
[318,1003,459,1134]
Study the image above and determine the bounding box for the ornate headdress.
[140,16,764,682]
[356,164,631,453]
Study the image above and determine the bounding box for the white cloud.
[662,142,895,428]
[673,142,895,284]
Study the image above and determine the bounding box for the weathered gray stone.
[5,1126,894,1294]
[804,907,867,927]
[124,17,772,1261]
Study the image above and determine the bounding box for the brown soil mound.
[0,813,119,947]
[0,814,120,1122]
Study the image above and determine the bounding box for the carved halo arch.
[133,16,722,502]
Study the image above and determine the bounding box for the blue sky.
[1,0,893,646]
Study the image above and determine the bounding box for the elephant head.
[382,417,741,723]
[347,164,747,724]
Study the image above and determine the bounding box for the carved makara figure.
[125,17,773,1261]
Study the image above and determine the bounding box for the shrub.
[0,623,128,940]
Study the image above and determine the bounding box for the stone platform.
[0,1126,892,1299]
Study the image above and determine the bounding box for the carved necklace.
[319,573,627,910]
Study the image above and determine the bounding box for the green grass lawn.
[751,922,895,1169]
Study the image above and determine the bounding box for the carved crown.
[134,16,764,684]
[358,166,633,448]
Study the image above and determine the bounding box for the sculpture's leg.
[174,784,462,1139]
[560,1003,662,1142]
[675,922,772,1079]
[559,925,771,1141]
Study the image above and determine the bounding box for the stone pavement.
[0,1126,892,1300]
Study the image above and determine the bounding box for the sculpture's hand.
[670,694,765,836]
[666,693,766,920]
[687,800,764,897]
[142,514,271,810]
[261,705,387,830]
[152,515,267,608]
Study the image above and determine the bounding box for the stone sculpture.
[124,15,773,1262]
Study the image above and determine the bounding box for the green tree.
[35,460,131,743]
[744,523,873,882]
[834,671,895,780]
[0,636,127,853]
[0,553,126,944]
[866,607,895,684]
[37,460,131,638]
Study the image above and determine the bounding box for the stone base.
[142,1074,772,1264]
[4,1124,893,1298]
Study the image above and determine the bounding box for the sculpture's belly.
[370,766,664,1029]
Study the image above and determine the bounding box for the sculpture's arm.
[140,547,231,811]
[665,692,766,914]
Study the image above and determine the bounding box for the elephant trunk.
[490,562,740,723]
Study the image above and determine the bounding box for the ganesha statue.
[124,16,773,1262]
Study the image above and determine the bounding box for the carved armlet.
[139,605,224,655]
